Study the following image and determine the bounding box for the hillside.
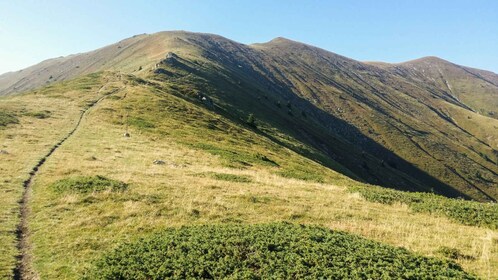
[0,31,497,279]
[369,56,498,120]
[1,31,497,203]
[0,72,496,279]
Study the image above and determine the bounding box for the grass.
[85,223,475,279]
[0,72,122,279]
[20,78,496,279]
[50,175,128,194]
[349,185,498,229]
[0,33,496,279]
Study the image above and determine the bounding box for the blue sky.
[0,0,497,74]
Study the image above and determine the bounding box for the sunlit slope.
[12,74,494,279]
[373,56,498,120]
[1,31,497,202]
[0,72,121,278]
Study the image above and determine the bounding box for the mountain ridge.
[1,31,497,202]
[1,31,498,279]
[2,31,497,96]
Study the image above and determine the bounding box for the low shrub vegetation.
[350,185,498,229]
[24,110,52,119]
[278,168,325,183]
[50,175,128,194]
[210,172,252,183]
[436,246,475,261]
[0,111,19,127]
[194,172,253,183]
[85,223,474,279]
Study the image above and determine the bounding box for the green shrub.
[50,175,128,194]
[350,185,498,229]
[191,143,278,168]
[196,172,252,183]
[211,172,252,183]
[246,113,256,128]
[255,153,279,167]
[0,111,19,127]
[85,223,475,279]
[278,168,325,183]
[436,246,474,260]
[24,110,52,119]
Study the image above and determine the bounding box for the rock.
[0,150,8,154]
[153,160,166,165]
[123,132,130,137]
[166,52,178,59]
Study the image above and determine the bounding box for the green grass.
[277,168,325,183]
[50,175,128,194]
[127,117,156,129]
[350,185,498,229]
[190,143,279,169]
[84,223,475,279]
[0,111,18,127]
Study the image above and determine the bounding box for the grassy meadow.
[0,75,490,279]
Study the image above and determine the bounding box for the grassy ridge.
[85,223,475,279]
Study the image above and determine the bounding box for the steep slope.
[1,31,497,202]
[248,39,498,201]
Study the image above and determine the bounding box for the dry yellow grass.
[0,72,120,278]
[1,74,496,279]
[20,82,497,279]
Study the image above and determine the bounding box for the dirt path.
[12,86,116,280]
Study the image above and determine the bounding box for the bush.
[246,113,256,128]
[436,246,474,260]
[85,223,474,279]
[0,111,19,127]
[278,168,325,183]
[50,175,128,194]
[195,172,252,183]
[24,110,52,119]
[211,172,252,183]
[349,185,498,229]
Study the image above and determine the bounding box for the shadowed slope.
[1,31,497,201]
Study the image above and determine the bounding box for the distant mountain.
[1,31,497,201]
[369,56,498,120]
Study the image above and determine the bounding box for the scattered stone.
[153,160,166,165]
[0,150,8,154]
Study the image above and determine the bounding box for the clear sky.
[1,0,497,75]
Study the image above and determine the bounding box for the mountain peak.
[254,37,305,47]
[402,56,451,65]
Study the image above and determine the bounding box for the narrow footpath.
[13,86,115,280]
